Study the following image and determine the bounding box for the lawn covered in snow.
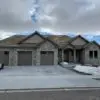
[0,65,100,90]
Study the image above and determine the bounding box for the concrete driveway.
[0,65,100,90]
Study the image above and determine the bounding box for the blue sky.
[0,0,100,43]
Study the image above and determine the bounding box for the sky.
[0,0,100,40]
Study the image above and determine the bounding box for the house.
[0,31,100,66]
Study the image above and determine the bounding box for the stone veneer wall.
[84,44,100,65]
[9,48,36,66]
[0,39,58,66]
[4,41,58,66]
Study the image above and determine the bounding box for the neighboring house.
[0,31,100,66]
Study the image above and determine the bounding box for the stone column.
[54,49,58,65]
[32,50,36,65]
[36,49,40,65]
[74,49,76,63]
[9,49,17,66]
[62,49,64,62]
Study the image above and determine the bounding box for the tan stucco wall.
[23,34,43,44]
[84,44,100,65]
[71,37,86,46]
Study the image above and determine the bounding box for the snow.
[0,65,100,90]
[60,62,75,68]
[74,65,98,75]
[60,62,68,65]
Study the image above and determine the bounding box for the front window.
[89,51,93,58]
[94,51,98,58]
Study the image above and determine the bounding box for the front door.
[76,50,82,63]
[64,49,74,63]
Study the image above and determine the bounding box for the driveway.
[0,65,100,90]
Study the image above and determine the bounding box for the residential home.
[0,31,100,66]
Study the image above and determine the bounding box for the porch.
[62,48,85,64]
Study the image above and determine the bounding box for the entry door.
[76,50,82,63]
[40,51,54,65]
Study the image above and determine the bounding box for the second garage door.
[18,51,32,66]
[40,51,54,65]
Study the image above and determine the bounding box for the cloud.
[0,0,100,39]
[34,0,100,34]
[0,0,39,33]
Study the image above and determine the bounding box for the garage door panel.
[18,51,32,66]
[40,51,54,65]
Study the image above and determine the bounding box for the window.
[41,51,47,54]
[71,51,74,56]
[89,51,93,58]
[94,51,98,58]
[4,51,9,55]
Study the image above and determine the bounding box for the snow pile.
[60,62,75,68]
[60,62,68,67]
[74,65,98,75]
[92,67,100,79]
[60,62,68,65]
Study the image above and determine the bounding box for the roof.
[0,35,26,45]
[47,35,71,48]
[83,40,100,49]
[68,35,89,44]
[17,31,59,48]
[0,32,93,49]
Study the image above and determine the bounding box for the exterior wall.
[0,42,58,66]
[23,34,43,44]
[36,41,58,65]
[9,49,17,66]
[84,44,100,65]
[71,37,86,46]
[9,48,36,66]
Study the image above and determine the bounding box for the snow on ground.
[0,65,100,90]
[74,65,97,75]
[73,65,100,75]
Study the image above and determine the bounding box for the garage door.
[18,51,32,66]
[0,51,9,66]
[40,51,54,65]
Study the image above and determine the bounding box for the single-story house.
[0,31,100,66]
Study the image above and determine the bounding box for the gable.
[39,41,56,51]
[64,43,74,49]
[85,43,100,50]
[71,37,87,46]
[23,34,44,44]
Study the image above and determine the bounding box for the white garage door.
[18,51,32,66]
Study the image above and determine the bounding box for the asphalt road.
[0,89,100,100]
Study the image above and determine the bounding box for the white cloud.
[0,30,16,40]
